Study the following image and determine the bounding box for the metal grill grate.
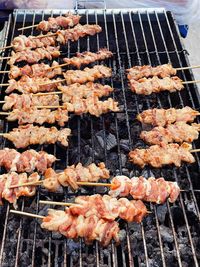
[0,8,199,267]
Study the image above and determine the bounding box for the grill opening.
[0,8,199,267]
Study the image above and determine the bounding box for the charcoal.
[95,130,117,151]
[156,204,168,224]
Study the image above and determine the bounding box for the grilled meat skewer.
[63,95,119,117]
[137,106,199,127]
[128,76,184,95]
[140,122,200,145]
[43,162,109,191]
[2,93,60,111]
[36,14,81,32]
[2,124,71,148]
[6,107,69,126]
[127,64,177,80]
[11,34,56,52]
[63,49,113,68]
[9,61,62,79]
[8,46,60,65]
[42,209,121,247]
[109,176,180,204]
[56,24,102,44]
[0,148,56,173]
[0,172,39,205]
[129,142,195,168]
[6,76,62,94]
[62,65,112,85]
[60,82,113,101]
[68,194,147,223]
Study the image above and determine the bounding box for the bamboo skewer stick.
[190,149,200,153]
[0,84,9,86]
[182,80,200,85]
[39,200,73,206]
[176,65,200,71]
[0,45,13,50]
[10,210,45,219]
[32,33,57,39]
[0,70,9,73]
[9,180,111,189]
[18,24,39,31]
[0,57,10,60]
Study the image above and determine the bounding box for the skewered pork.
[41,209,120,247]
[0,148,56,173]
[56,24,102,44]
[69,194,147,222]
[140,122,200,145]
[43,162,109,191]
[137,106,199,127]
[8,46,60,65]
[63,95,119,117]
[0,172,39,204]
[6,76,62,94]
[63,49,113,68]
[37,14,81,32]
[127,64,176,80]
[11,34,56,52]
[9,61,62,79]
[60,82,113,102]
[109,176,180,204]
[128,76,184,95]
[129,142,195,168]
[2,93,59,111]
[63,65,112,85]
[6,108,69,126]
[3,124,71,148]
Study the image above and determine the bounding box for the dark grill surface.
[0,8,200,267]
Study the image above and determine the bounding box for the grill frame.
[0,8,199,267]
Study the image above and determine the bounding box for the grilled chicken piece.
[60,82,113,102]
[0,148,56,173]
[43,162,109,191]
[69,194,147,223]
[41,209,120,247]
[37,13,81,32]
[9,61,62,79]
[8,46,60,65]
[0,172,39,204]
[127,64,177,80]
[11,34,56,52]
[63,65,112,85]
[3,124,71,148]
[56,24,102,44]
[6,76,61,94]
[140,122,200,145]
[2,93,59,111]
[64,95,119,117]
[129,142,195,168]
[63,49,113,68]
[128,76,184,95]
[7,107,69,127]
[137,106,199,127]
[109,176,180,204]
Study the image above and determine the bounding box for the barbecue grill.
[0,7,200,267]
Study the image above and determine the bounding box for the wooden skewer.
[49,62,69,70]
[10,209,45,219]
[18,24,39,31]
[0,101,5,104]
[36,105,64,109]
[31,33,57,39]
[0,45,13,51]
[9,180,111,189]
[0,84,9,86]
[40,79,66,86]
[34,91,62,96]
[0,112,10,115]
[176,65,200,71]
[39,200,73,206]
[0,70,9,73]
[190,149,200,153]
[0,57,10,60]
[182,80,200,85]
